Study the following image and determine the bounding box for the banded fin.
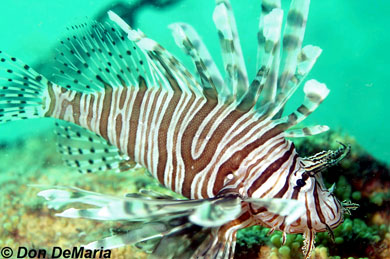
[278,0,310,96]
[53,21,154,93]
[302,229,316,259]
[256,0,281,71]
[282,79,329,129]
[55,121,135,173]
[296,45,322,80]
[285,125,329,138]
[245,1,323,119]
[38,186,305,257]
[148,224,209,259]
[108,11,204,96]
[87,222,197,250]
[248,0,325,125]
[257,7,283,109]
[257,44,322,120]
[213,0,249,102]
[129,189,178,200]
[239,7,283,112]
[38,186,242,226]
[169,23,223,100]
[271,44,322,115]
[87,222,209,258]
[189,195,241,228]
[0,52,49,123]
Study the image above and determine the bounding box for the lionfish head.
[287,166,344,234]
[295,143,360,230]
[286,143,359,233]
[246,143,358,257]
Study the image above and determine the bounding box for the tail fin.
[0,52,49,123]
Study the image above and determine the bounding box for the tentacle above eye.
[301,142,351,177]
[341,200,359,215]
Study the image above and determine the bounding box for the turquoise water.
[0,0,389,163]
[0,1,389,259]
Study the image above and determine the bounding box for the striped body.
[45,83,291,200]
[45,78,344,243]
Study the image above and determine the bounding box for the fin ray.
[53,21,155,93]
[239,6,283,112]
[213,0,249,101]
[281,79,329,129]
[108,11,204,96]
[284,125,329,138]
[169,23,222,100]
[278,0,311,96]
[0,52,49,123]
[55,121,135,173]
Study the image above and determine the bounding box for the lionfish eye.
[296,179,306,187]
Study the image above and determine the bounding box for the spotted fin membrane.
[0,52,48,123]
[55,121,135,173]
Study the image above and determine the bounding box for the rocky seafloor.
[0,129,389,259]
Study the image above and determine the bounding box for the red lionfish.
[0,0,358,258]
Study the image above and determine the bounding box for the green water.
[0,1,389,259]
[0,0,389,163]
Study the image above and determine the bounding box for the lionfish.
[0,0,358,258]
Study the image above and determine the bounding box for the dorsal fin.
[285,125,329,138]
[279,79,329,130]
[50,2,331,140]
[52,17,204,96]
[267,44,322,118]
[256,3,283,109]
[213,0,249,102]
[107,11,204,96]
[55,121,135,173]
[169,23,222,101]
[278,0,311,97]
[238,7,283,112]
[53,21,155,93]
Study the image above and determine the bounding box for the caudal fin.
[0,52,49,123]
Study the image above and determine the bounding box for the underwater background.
[0,0,389,258]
